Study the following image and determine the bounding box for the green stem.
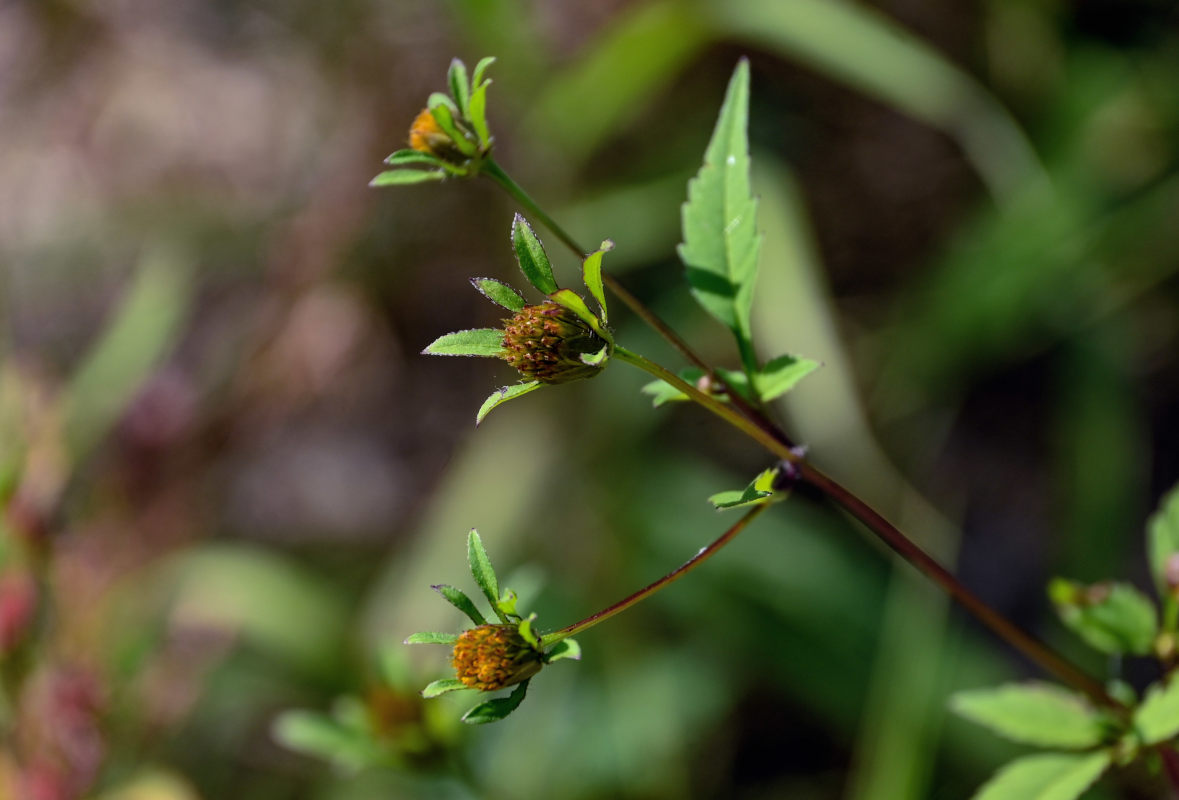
[542,503,770,646]
[615,345,1118,709]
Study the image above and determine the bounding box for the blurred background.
[2,0,1178,797]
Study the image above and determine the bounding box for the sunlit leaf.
[448,58,470,116]
[545,638,581,663]
[476,381,542,425]
[422,678,467,698]
[1133,678,1179,744]
[549,288,609,340]
[471,277,525,311]
[971,751,1112,800]
[581,240,614,322]
[754,354,821,402]
[431,584,487,626]
[404,630,460,645]
[370,169,446,186]
[950,682,1108,749]
[512,214,558,295]
[472,56,496,89]
[467,529,501,616]
[422,328,505,357]
[709,466,781,509]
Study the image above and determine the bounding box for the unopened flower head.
[409,108,467,164]
[451,624,543,691]
[501,301,609,384]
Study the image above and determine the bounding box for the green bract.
[422,215,615,424]
[405,530,581,724]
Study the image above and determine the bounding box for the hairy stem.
[542,503,770,646]
[614,345,1118,709]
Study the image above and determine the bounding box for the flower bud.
[451,624,542,691]
[408,108,467,164]
[501,302,609,384]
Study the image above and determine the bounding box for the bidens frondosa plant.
[405,531,579,724]
[274,55,1179,800]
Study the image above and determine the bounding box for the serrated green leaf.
[518,614,539,648]
[467,529,501,616]
[512,215,558,295]
[545,638,581,663]
[462,679,529,724]
[384,149,444,167]
[476,381,542,425]
[1133,678,1179,744]
[448,58,470,117]
[950,682,1108,749]
[471,277,525,311]
[472,56,496,89]
[1147,484,1179,605]
[549,288,610,340]
[709,466,781,509]
[422,678,467,698]
[972,752,1111,800]
[754,354,821,402]
[1049,579,1158,656]
[422,328,505,357]
[404,630,460,645]
[678,58,761,375]
[581,240,613,322]
[370,169,446,186]
[431,584,487,626]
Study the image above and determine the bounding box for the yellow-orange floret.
[451,625,542,691]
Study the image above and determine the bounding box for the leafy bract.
[512,214,558,294]
[471,277,525,312]
[422,329,505,357]
[422,678,467,698]
[404,631,459,645]
[581,240,613,322]
[679,58,761,375]
[467,529,502,618]
[971,751,1112,800]
[476,381,542,425]
[462,679,530,725]
[448,58,470,116]
[1048,579,1158,656]
[545,638,581,663]
[950,682,1108,749]
[432,584,487,626]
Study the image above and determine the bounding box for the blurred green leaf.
[422,678,468,698]
[1133,677,1179,744]
[950,682,1108,749]
[971,751,1111,800]
[432,583,487,625]
[471,277,525,311]
[581,240,613,323]
[271,709,382,771]
[448,58,470,117]
[754,354,820,403]
[421,328,505,357]
[511,214,558,295]
[679,58,761,376]
[384,150,444,167]
[467,529,501,617]
[518,614,539,648]
[405,631,460,645]
[709,466,780,510]
[1049,579,1158,656]
[545,638,580,663]
[472,56,496,89]
[462,679,529,725]
[1147,483,1179,606]
[427,95,476,157]
[497,587,519,619]
[476,381,542,425]
[640,367,706,407]
[370,169,446,186]
[64,247,192,458]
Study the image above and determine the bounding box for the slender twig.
[542,503,770,646]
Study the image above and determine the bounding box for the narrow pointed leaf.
[950,682,1108,749]
[545,638,581,663]
[678,58,761,373]
[1147,484,1179,602]
[384,149,445,166]
[448,58,470,116]
[709,466,781,509]
[549,288,609,339]
[370,169,446,186]
[971,751,1111,800]
[754,355,821,402]
[471,277,525,311]
[427,98,477,157]
[467,529,501,615]
[422,328,505,357]
[472,56,496,88]
[462,679,530,724]
[469,83,491,147]
[422,678,468,698]
[1133,678,1179,744]
[431,584,487,626]
[1048,578,1158,656]
[405,631,460,645]
[476,381,542,425]
[581,240,614,322]
[518,614,539,648]
[512,215,558,294]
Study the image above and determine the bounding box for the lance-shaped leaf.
[404,631,460,645]
[950,682,1109,749]
[1133,677,1179,744]
[971,751,1112,800]
[370,169,446,186]
[1147,483,1179,604]
[581,240,613,322]
[471,277,525,311]
[549,288,610,340]
[472,56,496,88]
[545,638,581,663]
[462,679,530,724]
[469,57,496,147]
[512,214,558,294]
[448,58,470,117]
[467,529,502,617]
[709,466,781,509]
[422,678,468,698]
[431,584,487,626]
[476,381,542,425]
[1048,578,1158,656]
[422,328,506,357]
[754,354,821,402]
[385,149,445,167]
[679,58,761,374]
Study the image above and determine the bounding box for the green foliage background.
[1,0,1177,797]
